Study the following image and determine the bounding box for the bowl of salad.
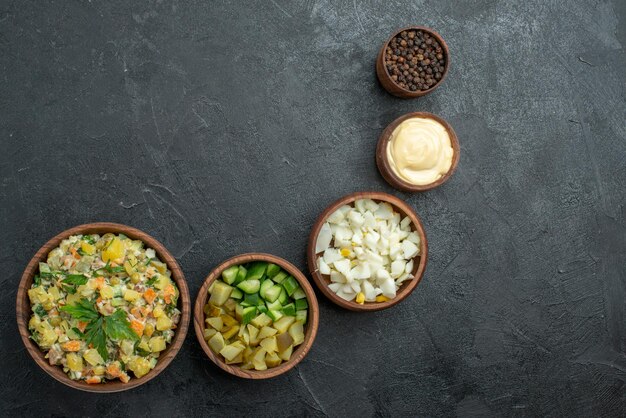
[194,253,319,379]
[16,223,191,392]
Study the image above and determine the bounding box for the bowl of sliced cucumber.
[193,253,319,379]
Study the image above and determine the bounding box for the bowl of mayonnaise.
[376,112,460,192]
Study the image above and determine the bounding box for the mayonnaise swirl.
[386,117,453,185]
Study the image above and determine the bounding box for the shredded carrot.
[119,373,130,383]
[130,320,144,337]
[62,341,81,352]
[143,288,157,304]
[163,284,176,304]
[70,248,81,259]
[94,276,105,289]
[106,364,121,378]
[85,376,101,384]
[130,307,143,318]
[77,321,89,332]
[96,297,103,304]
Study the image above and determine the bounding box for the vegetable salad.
[27,233,181,384]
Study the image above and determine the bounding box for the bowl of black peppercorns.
[376,27,449,98]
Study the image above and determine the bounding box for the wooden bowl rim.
[307,191,428,311]
[193,253,319,379]
[377,26,450,97]
[376,111,460,192]
[15,222,191,393]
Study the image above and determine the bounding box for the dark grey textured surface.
[1,0,625,416]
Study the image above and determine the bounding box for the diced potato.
[221,314,238,328]
[257,326,278,340]
[226,352,243,365]
[83,349,104,366]
[102,237,124,262]
[222,325,240,340]
[81,242,95,255]
[208,282,233,307]
[144,323,155,337]
[138,338,150,353]
[246,324,259,343]
[266,351,282,368]
[149,336,166,352]
[66,353,83,371]
[204,328,218,340]
[48,286,61,301]
[100,285,114,299]
[121,339,135,356]
[206,316,223,331]
[207,304,223,317]
[224,299,237,314]
[243,347,254,363]
[39,329,58,348]
[278,344,293,362]
[28,287,49,304]
[124,289,141,302]
[94,366,106,376]
[251,313,272,328]
[220,342,245,361]
[276,332,294,352]
[260,337,278,353]
[288,322,305,346]
[208,332,225,354]
[124,261,136,276]
[151,260,168,275]
[129,357,151,378]
[273,316,296,334]
[153,305,164,318]
[156,315,173,331]
[253,348,268,371]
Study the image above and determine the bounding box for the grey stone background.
[1,0,625,416]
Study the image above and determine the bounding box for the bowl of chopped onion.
[307,192,428,311]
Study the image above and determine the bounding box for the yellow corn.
[340,248,351,257]
[375,295,389,302]
[356,292,365,304]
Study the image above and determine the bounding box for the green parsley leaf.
[105,310,139,342]
[61,274,88,294]
[85,316,108,360]
[84,235,97,245]
[60,299,99,322]
[34,304,47,317]
[33,275,41,286]
[146,275,158,286]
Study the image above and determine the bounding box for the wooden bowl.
[376,26,450,98]
[307,192,428,311]
[376,111,460,192]
[194,253,319,379]
[16,222,191,393]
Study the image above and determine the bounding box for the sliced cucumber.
[282,303,296,317]
[272,271,288,284]
[282,276,300,297]
[295,298,308,310]
[242,306,257,325]
[266,263,281,278]
[258,305,268,314]
[268,309,283,322]
[222,266,239,285]
[259,279,274,299]
[292,288,306,300]
[246,262,267,281]
[266,300,282,311]
[296,310,307,324]
[233,266,247,285]
[230,288,243,300]
[264,285,282,303]
[237,279,260,294]
[278,288,288,304]
[241,292,260,307]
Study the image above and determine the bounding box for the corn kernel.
[375,295,389,302]
[340,248,351,257]
[81,242,95,255]
[356,292,365,304]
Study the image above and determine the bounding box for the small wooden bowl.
[307,192,428,311]
[376,26,450,98]
[376,111,460,192]
[194,253,319,379]
[16,222,191,393]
